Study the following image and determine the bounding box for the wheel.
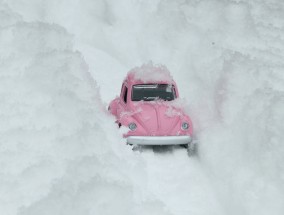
[179,144,188,148]
[132,145,143,152]
[187,140,198,156]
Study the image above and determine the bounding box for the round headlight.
[128,123,137,131]
[181,122,189,130]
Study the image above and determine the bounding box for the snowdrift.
[0,4,169,215]
[1,1,284,215]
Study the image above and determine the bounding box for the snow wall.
[1,1,284,215]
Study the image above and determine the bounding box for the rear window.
[132,84,176,101]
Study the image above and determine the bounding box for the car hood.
[130,101,186,136]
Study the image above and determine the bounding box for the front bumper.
[127,135,192,145]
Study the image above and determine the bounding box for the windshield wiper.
[143,97,158,101]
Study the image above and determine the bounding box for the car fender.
[109,97,120,117]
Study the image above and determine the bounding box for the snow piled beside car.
[1,1,284,215]
[0,5,169,215]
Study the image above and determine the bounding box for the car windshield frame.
[131,84,176,101]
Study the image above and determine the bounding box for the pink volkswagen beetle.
[109,63,196,154]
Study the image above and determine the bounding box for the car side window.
[120,83,124,95]
[173,86,177,98]
[123,86,128,103]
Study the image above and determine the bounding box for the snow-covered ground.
[1,0,284,214]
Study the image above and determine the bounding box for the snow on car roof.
[126,62,174,84]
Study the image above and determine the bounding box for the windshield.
[132,84,176,101]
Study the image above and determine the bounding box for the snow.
[127,62,174,84]
[1,0,284,215]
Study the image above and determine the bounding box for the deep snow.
[1,0,284,215]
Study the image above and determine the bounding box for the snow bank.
[2,1,284,215]
[199,52,284,215]
[0,4,168,215]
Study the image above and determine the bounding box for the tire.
[187,141,197,156]
[132,145,143,152]
[179,144,188,148]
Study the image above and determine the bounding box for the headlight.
[181,122,189,130]
[128,123,137,131]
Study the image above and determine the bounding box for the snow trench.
[1,1,284,215]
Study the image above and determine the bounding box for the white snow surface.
[1,0,284,215]
[128,62,174,84]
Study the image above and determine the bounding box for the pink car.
[109,63,195,153]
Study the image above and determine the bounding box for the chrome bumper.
[127,135,192,145]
